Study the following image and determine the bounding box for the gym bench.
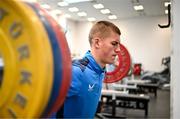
[128,83,159,97]
[99,89,150,117]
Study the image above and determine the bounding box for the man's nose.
[114,44,121,53]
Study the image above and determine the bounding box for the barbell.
[0,0,131,117]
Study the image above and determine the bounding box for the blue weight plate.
[26,3,63,117]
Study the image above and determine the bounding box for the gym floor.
[99,89,170,119]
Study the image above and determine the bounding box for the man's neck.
[90,49,105,69]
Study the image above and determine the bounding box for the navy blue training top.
[63,51,105,118]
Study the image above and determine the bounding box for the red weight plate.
[133,64,142,76]
[104,44,131,83]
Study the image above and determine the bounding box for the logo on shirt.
[88,84,95,92]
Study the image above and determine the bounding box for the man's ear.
[93,38,101,48]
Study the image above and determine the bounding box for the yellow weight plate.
[0,0,53,118]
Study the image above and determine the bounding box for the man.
[56,20,121,118]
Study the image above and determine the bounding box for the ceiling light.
[40,4,51,9]
[64,0,93,3]
[164,2,171,7]
[165,9,168,14]
[87,17,96,22]
[51,9,62,15]
[100,9,110,14]
[134,5,144,11]
[64,14,71,18]
[93,4,104,9]
[68,7,79,12]
[58,1,69,7]
[77,12,87,17]
[108,15,117,20]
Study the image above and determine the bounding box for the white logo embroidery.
[88,84,95,91]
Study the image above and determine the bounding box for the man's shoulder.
[72,57,89,72]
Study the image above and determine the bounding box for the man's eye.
[111,42,118,46]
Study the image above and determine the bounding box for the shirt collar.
[83,50,105,74]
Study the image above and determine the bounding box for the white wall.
[66,20,94,57]
[171,0,180,118]
[66,19,78,54]
[74,21,93,56]
[114,16,171,71]
[68,16,171,71]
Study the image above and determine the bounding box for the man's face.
[99,31,120,65]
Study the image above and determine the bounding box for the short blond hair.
[88,21,121,46]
